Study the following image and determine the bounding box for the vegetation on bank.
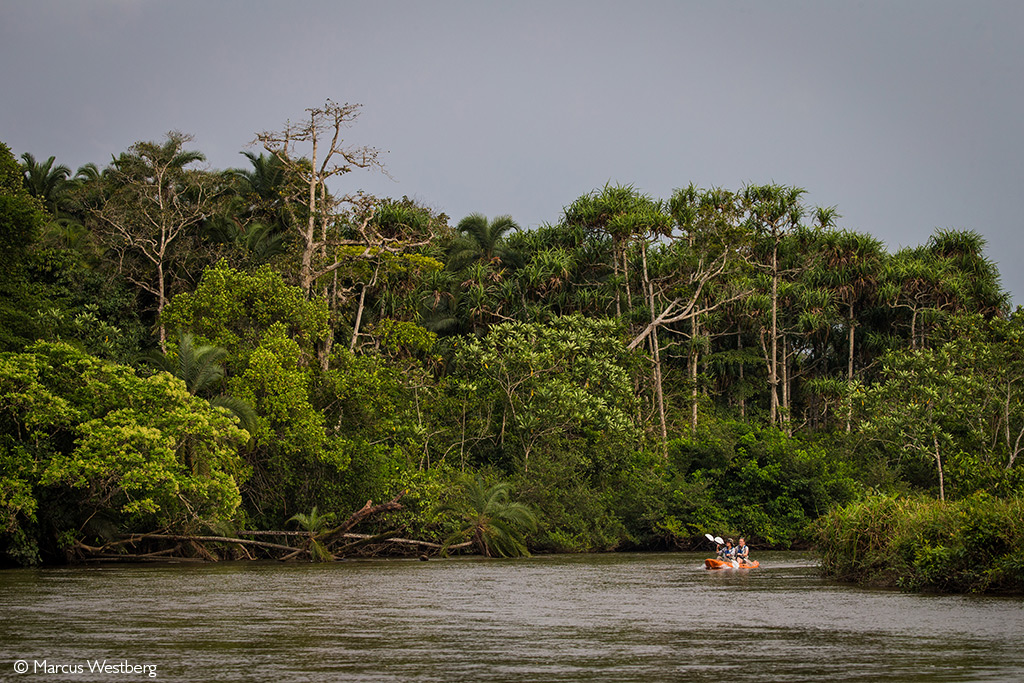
[2,104,1023,588]
[815,494,1024,593]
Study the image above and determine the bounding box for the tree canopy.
[2,124,1020,571]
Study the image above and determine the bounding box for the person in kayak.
[736,537,751,565]
[717,538,737,561]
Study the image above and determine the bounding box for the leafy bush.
[665,419,860,548]
[0,342,250,565]
[815,493,1024,593]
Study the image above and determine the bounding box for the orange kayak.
[704,558,759,570]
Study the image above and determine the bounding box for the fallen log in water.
[117,533,303,555]
[333,533,472,552]
[65,492,460,563]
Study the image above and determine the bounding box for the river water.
[2,551,1022,682]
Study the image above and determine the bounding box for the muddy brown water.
[2,551,1022,681]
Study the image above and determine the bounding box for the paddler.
[736,537,751,565]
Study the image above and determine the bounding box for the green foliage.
[815,493,1024,593]
[162,260,329,364]
[374,318,437,357]
[450,314,641,473]
[230,324,350,525]
[143,331,228,396]
[141,329,258,442]
[287,506,336,562]
[447,213,522,271]
[0,342,249,564]
[437,474,538,557]
[512,449,641,553]
[28,247,146,363]
[859,312,1024,500]
[665,419,860,548]
[0,142,48,350]
[7,135,1024,581]
[312,346,415,513]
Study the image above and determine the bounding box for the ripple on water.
[1,552,1022,682]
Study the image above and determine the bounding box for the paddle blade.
[714,536,724,545]
[704,533,715,543]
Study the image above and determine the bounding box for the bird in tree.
[438,475,537,558]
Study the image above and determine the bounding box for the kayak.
[704,558,759,570]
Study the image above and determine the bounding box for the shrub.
[815,493,1024,593]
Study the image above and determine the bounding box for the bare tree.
[254,101,436,367]
[91,131,220,349]
[254,101,385,295]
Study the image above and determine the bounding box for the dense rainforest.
[2,103,1023,591]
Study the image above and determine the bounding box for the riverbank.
[814,493,1024,594]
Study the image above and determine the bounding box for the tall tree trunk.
[650,329,668,457]
[738,332,746,419]
[613,237,622,318]
[623,245,633,312]
[157,260,167,351]
[301,132,319,295]
[640,241,667,456]
[846,303,856,432]
[350,283,368,351]
[781,336,791,435]
[770,241,780,424]
[691,312,699,430]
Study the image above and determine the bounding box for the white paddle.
[706,534,738,568]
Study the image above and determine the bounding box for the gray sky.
[3,0,1022,303]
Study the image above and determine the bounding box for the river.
[2,551,1022,682]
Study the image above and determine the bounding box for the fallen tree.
[68,492,468,563]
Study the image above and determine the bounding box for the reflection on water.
[2,552,1022,682]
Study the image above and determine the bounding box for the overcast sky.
[3,1,1022,303]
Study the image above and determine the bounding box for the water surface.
[2,551,1022,681]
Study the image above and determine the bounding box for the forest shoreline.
[3,117,1023,593]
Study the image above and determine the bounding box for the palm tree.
[927,228,1008,318]
[232,151,287,201]
[145,330,227,395]
[562,184,670,318]
[95,132,216,349]
[808,229,883,430]
[142,330,257,437]
[287,506,336,562]
[20,152,71,214]
[447,213,522,271]
[438,475,537,558]
[742,184,807,425]
[229,151,292,231]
